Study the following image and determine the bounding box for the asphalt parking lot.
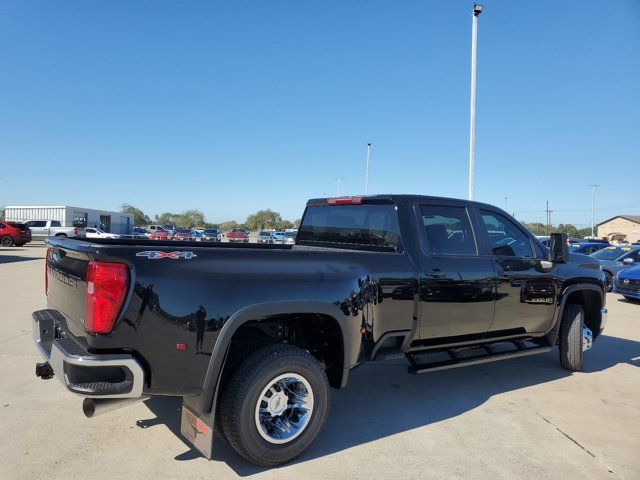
[1,245,639,480]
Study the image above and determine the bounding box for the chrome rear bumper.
[32,309,144,398]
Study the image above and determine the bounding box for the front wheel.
[1,236,14,247]
[559,303,585,371]
[219,344,329,467]
[604,271,613,292]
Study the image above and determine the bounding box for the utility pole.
[468,4,483,200]
[588,184,600,237]
[545,201,554,236]
[504,195,508,212]
[365,142,371,195]
[334,177,345,196]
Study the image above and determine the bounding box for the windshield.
[592,246,634,260]
[204,229,218,234]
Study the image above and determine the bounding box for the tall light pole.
[589,184,600,237]
[364,142,372,195]
[334,177,345,196]
[468,4,483,200]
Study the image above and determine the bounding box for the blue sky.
[1,1,638,225]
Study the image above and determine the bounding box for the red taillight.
[45,247,51,296]
[74,227,78,236]
[326,196,363,205]
[85,261,129,334]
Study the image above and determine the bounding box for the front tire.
[604,271,613,292]
[219,344,329,467]
[559,303,584,371]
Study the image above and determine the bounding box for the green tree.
[293,218,301,228]
[121,204,151,226]
[245,209,282,231]
[277,219,294,230]
[220,220,239,232]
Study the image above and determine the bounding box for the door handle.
[425,271,446,278]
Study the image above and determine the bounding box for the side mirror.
[623,258,634,264]
[549,232,569,263]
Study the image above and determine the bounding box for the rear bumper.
[32,309,145,398]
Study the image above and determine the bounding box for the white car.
[85,227,120,239]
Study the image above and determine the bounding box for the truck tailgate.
[46,244,92,329]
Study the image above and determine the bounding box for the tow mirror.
[549,233,569,263]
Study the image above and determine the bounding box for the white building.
[3,205,134,234]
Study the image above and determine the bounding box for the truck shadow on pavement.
[138,334,639,476]
[0,249,40,264]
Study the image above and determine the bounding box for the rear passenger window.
[420,205,477,255]
[480,211,533,258]
[51,221,61,227]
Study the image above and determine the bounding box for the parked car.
[190,230,204,242]
[25,220,85,239]
[173,229,192,241]
[271,231,287,244]
[534,235,550,247]
[569,242,610,256]
[0,221,32,246]
[202,228,221,242]
[590,245,640,291]
[613,266,640,302]
[132,227,151,239]
[148,225,165,233]
[34,195,607,467]
[257,231,275,244]
[162,225,177,236]
[85,227,120,239]
[150,230,170,240]
[226,228,249,243]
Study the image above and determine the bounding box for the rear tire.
[219,343,329,467]
[1,236,14,247]
[559,303,584,371]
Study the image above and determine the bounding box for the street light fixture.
[468,3,483,200]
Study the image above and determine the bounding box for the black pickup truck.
[32,195,607,467]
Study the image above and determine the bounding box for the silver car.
[591,245,640,291]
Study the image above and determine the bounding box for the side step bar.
[407,342,551,375]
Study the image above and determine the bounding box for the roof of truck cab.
[306,194,506,211]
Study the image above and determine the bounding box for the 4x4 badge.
[136,251,197,260]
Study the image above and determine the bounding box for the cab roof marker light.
[326,196,363,205]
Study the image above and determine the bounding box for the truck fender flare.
[193,301,356,415]
[545,283,604,346]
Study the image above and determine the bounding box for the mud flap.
[180,402,214,459]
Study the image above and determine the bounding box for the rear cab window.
[419,204,477,255]
[297,201,402,251]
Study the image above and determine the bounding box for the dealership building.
[597,215,640,243]
[3,205,134,234]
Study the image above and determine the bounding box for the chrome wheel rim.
[254,373,314,444]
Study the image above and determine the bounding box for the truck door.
[26,220,48,238]
[476,209,557,335]
[416,202,496,342]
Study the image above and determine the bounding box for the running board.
[407,343,551,375]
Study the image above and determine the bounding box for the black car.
[33,195,606,467]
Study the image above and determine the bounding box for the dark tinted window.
[298,204,401,249]
[50,220,61,227]
[28,221,47,227]
[480,211,533,257]
[420,205,476,255]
